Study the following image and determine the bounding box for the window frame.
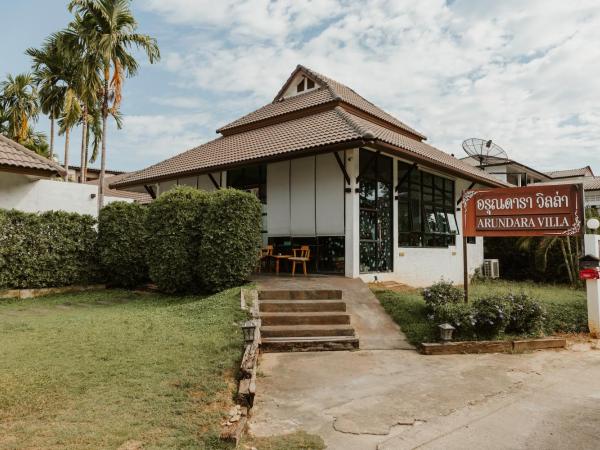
[397,162,458,248]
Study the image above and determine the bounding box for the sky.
[1,0,599,174]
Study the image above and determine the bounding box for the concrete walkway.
[249,277,600,449]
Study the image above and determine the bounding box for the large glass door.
[359,149,393,273]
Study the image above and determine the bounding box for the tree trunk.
[98,73,109,211]
[79,107,87,183]
[560,238,574,285]
[63,127,70,182]
[50,117,55,157]
[83,122,90,184]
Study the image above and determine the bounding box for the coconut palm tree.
[67,0,160,206]
[0,73,39,144]
[27,42,66,157]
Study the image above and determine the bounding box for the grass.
[375,280,588,346]
[0,288,247,449]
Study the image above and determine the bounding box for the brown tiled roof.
[545,166,594,179]
[535,176,600,191]
[0,134,66,176]
[113,107,505,189]
[217,65,426,140]
[88,172,152,203]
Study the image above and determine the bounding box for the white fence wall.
[0,172,130,216]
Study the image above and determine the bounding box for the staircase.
[258,289,359,352]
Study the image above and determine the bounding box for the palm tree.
[518,236,581,286]
[0,73,39,144]
[26,43,66,157]
[67,0,160,206]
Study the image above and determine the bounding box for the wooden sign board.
[462,184,584,237]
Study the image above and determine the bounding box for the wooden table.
[271,254,290,275]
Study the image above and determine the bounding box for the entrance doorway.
[359,149,393,273]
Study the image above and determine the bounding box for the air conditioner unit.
[482,259,500,279]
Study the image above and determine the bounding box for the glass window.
[227,164,267,203]
[397,162,458,248]
[306,78,315,89]
[297,80,305,92]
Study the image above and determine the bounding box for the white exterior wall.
[0,172,130,216]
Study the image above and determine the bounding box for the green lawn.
[0,288,247,449]
[375,280,588,345]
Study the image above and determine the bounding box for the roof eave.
[371,141,508,188]
[111,138,367,189]
[0,164,64,178]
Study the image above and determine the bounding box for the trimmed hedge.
[0,209,98,289]
[98,201,149,288]
[197,189,262,292]
[145,186,210,293]
[145,187,262,294]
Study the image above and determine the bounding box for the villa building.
[112,65,513,286]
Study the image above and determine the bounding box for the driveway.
[249,277,600,449]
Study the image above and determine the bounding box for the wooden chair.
[289,245,310,277]
[258,245,273,273]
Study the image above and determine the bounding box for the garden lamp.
[242,320,257,344]
[438,323,455,342]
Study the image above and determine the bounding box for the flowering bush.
[422,280,464,311]
[430,302,476,339]
[472,295,510,339]
[505,293,545,335]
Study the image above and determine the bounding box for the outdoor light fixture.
[438,323,455,342]
[241,320,257,344]
[587,218,600,231]
[90,193,97,199]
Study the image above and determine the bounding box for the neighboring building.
[464,152,600,209]
[113,65,505,286]
[0,134,134,215]
[68,165,124,183]
[461,155,552,186]
[86,172,152,204]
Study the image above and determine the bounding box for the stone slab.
[513,337,566,352]
[421,340,512,355]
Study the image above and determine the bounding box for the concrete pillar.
[345,148,360,278]
[584,234,600,337]
[392,158,399,276]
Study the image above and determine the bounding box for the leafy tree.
[67,0,160,202]
[0,73,39,144]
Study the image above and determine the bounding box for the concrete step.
[259,300,346,313]
[258,290,343,300]
[261,335,359,352]
[260,312,351,326]
[261,324,356,338]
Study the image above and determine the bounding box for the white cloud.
[140,0,600,173]
[105,113,213,169]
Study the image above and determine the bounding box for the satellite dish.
[462,138,509,167]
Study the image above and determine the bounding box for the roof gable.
[217,65,426,140]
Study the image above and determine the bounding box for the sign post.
[461,184,584,301]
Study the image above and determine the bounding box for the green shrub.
[0,209,98,289]
[98,201,149,288]
[431,302,475,339]
[505,293,545,335]
[544,298,588,333]
[197,189,262,292]
[472,295,509,339]
[146,186,210,293]
[422,280,464,311]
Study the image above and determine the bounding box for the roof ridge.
[334,106,375,139]
[0,134,66,175]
